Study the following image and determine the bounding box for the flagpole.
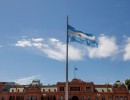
[74,67,76,78]
[66,16,69,100]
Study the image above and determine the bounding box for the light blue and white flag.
[68,25,98,47]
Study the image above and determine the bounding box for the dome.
[113,80,126,88]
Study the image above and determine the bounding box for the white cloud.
[86,35,119,58]
[42,38,84,61]
[14,75,40,85]
[32,38,44,42]
[15,39,32,47]
[123,37,130,61]
[32,43,43,48]
[15,38,84,61]
[21,36,28,38]
[16,35,130,61]
[49,38,59,42]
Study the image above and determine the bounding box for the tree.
[125,79,130,90]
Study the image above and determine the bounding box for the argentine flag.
[68,25,98,47]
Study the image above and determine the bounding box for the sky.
[0,0,130,85]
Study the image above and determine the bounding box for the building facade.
[0,78,130,100]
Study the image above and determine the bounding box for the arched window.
[82,96,84,100]
[108,96,112,100]
[87,96,91,100]
[124,96,128,100]
[95,96,99,100]
[102,96,105,100]
[41,96,44,100]
[9,96,16,100]
[116,96,119,100]
[120,96,123,100]
[9,96,11,100]
[60,96,63,100]
[20,96,24,100]
[32,96,37,100]
[16,96,19,100]
[1,97,4,100]
[27,96,31,100]
[49,95,52,100]
[47,96,49,100]
[53,96,56,100]
[12,96,15,100]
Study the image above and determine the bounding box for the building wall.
[0,79,130,100]
[41,86,57,92]
[9,88,24,92]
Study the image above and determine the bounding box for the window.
[102,96,105,100]
[32,96,37,100]
[120,96,123,100]
[1,97,4,100]
[86,87,91,92]
[60,87,64,91]
[27,96,31,100]
[124,96,128,100]
[82,96,84,100]
[41,96,44,100]
[22,96,24,100]
[60,96,63,100]
[116,96,119,100]
[95,96,99,100]
[43,89,45,92]
[108,96,112,100]
[17,89,19,92]
[47,95,50,100]
[54,89,56,92]
[48,89,50,92]
[12,89,14,92]
[87,96,91,100]
[70,87,80,91]
[53,96,56,100]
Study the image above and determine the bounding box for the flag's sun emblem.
[77,33,82,37]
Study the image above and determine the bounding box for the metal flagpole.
[66,16,69,100]
[74,66,76,78]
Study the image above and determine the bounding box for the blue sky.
[0,0,130,85]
